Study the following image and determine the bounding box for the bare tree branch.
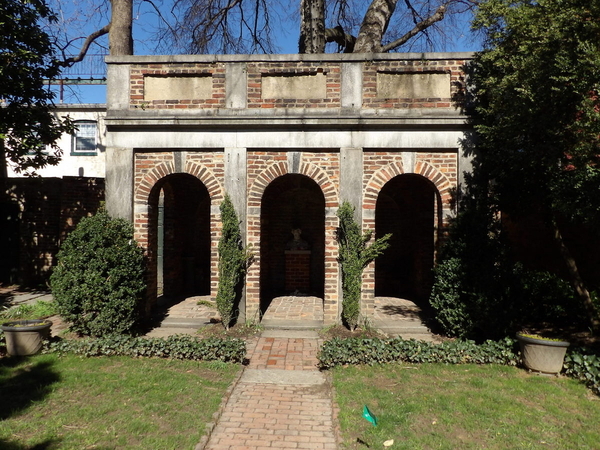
[382,3,447,52]
[63,24,110,65]
[324,25,356,52]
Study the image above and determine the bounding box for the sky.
[50,0,481,104]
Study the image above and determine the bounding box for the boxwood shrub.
[50,210,146,337]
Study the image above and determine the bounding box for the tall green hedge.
[50,210,146,337]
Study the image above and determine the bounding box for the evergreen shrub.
[50,210,146,337]
[336,201,390,330]
[216,195,252,329]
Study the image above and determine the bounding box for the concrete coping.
[106,52,475,65]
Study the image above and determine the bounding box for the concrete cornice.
[104,111,469,131]
[53,103,107,111]
[105,52,474,65]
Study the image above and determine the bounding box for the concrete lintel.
[107,129,464,151]
[105,106,466,121]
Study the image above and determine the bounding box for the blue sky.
[51,0,481,104]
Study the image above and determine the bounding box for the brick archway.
[247,160,338,208]
[363,160,451,210]
[133,159,225,312]
[246,160,339,324]
[361,160,451,316]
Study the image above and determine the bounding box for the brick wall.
[0,177,104,287]
[125,56,467,112]
[111,54,470,325]
[130,63,226,109]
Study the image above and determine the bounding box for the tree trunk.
[299,0,325,53]
[354,0,399,53]
[551,217,600,331]
[109,0,133,56]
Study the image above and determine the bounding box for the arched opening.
[259,174,325,315]
[375,174,438,304]
[149,173,211,303]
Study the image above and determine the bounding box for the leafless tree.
[49,0,477,62]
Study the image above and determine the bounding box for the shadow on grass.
[0,356,61,420]
[0,438,62,450]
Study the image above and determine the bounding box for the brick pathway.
[200,330,338,450]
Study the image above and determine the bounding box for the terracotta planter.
[1,319,53,356]
[516,332,570,374]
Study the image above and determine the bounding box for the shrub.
[318,336,519,369]
[45,334,246,363]
[50,210,146,337]
[216,195,252,330]
[430,256,584,340]
[336,201,390,330]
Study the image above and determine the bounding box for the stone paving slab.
[240,369,326,385]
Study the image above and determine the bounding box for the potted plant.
[516,332,570,374]
[1,319,53,356]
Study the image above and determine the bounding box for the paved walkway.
[198,330,337,450]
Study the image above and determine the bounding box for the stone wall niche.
[377,72,450,99]
[262,72,327,99]
[144,75,213,101]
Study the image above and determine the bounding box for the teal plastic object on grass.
[363,405,378,426]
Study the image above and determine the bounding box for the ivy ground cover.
[0,354,240,449]
[333,363,600,449]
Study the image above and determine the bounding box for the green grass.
[333,363,600,449]
[0,300,58,321]
[0,353,240,450]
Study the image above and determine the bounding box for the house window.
[71,121,97,155]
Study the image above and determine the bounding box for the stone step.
[260,318,324,330]
[158,316,212,328]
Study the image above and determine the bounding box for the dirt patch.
[319,325,387,340]
[196,321,263,340]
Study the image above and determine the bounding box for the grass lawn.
[333,363,600,450]
[0,353,240,450]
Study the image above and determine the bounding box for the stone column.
[105,147,133,221]
[224,147,248,321]
[105,61,134,221]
